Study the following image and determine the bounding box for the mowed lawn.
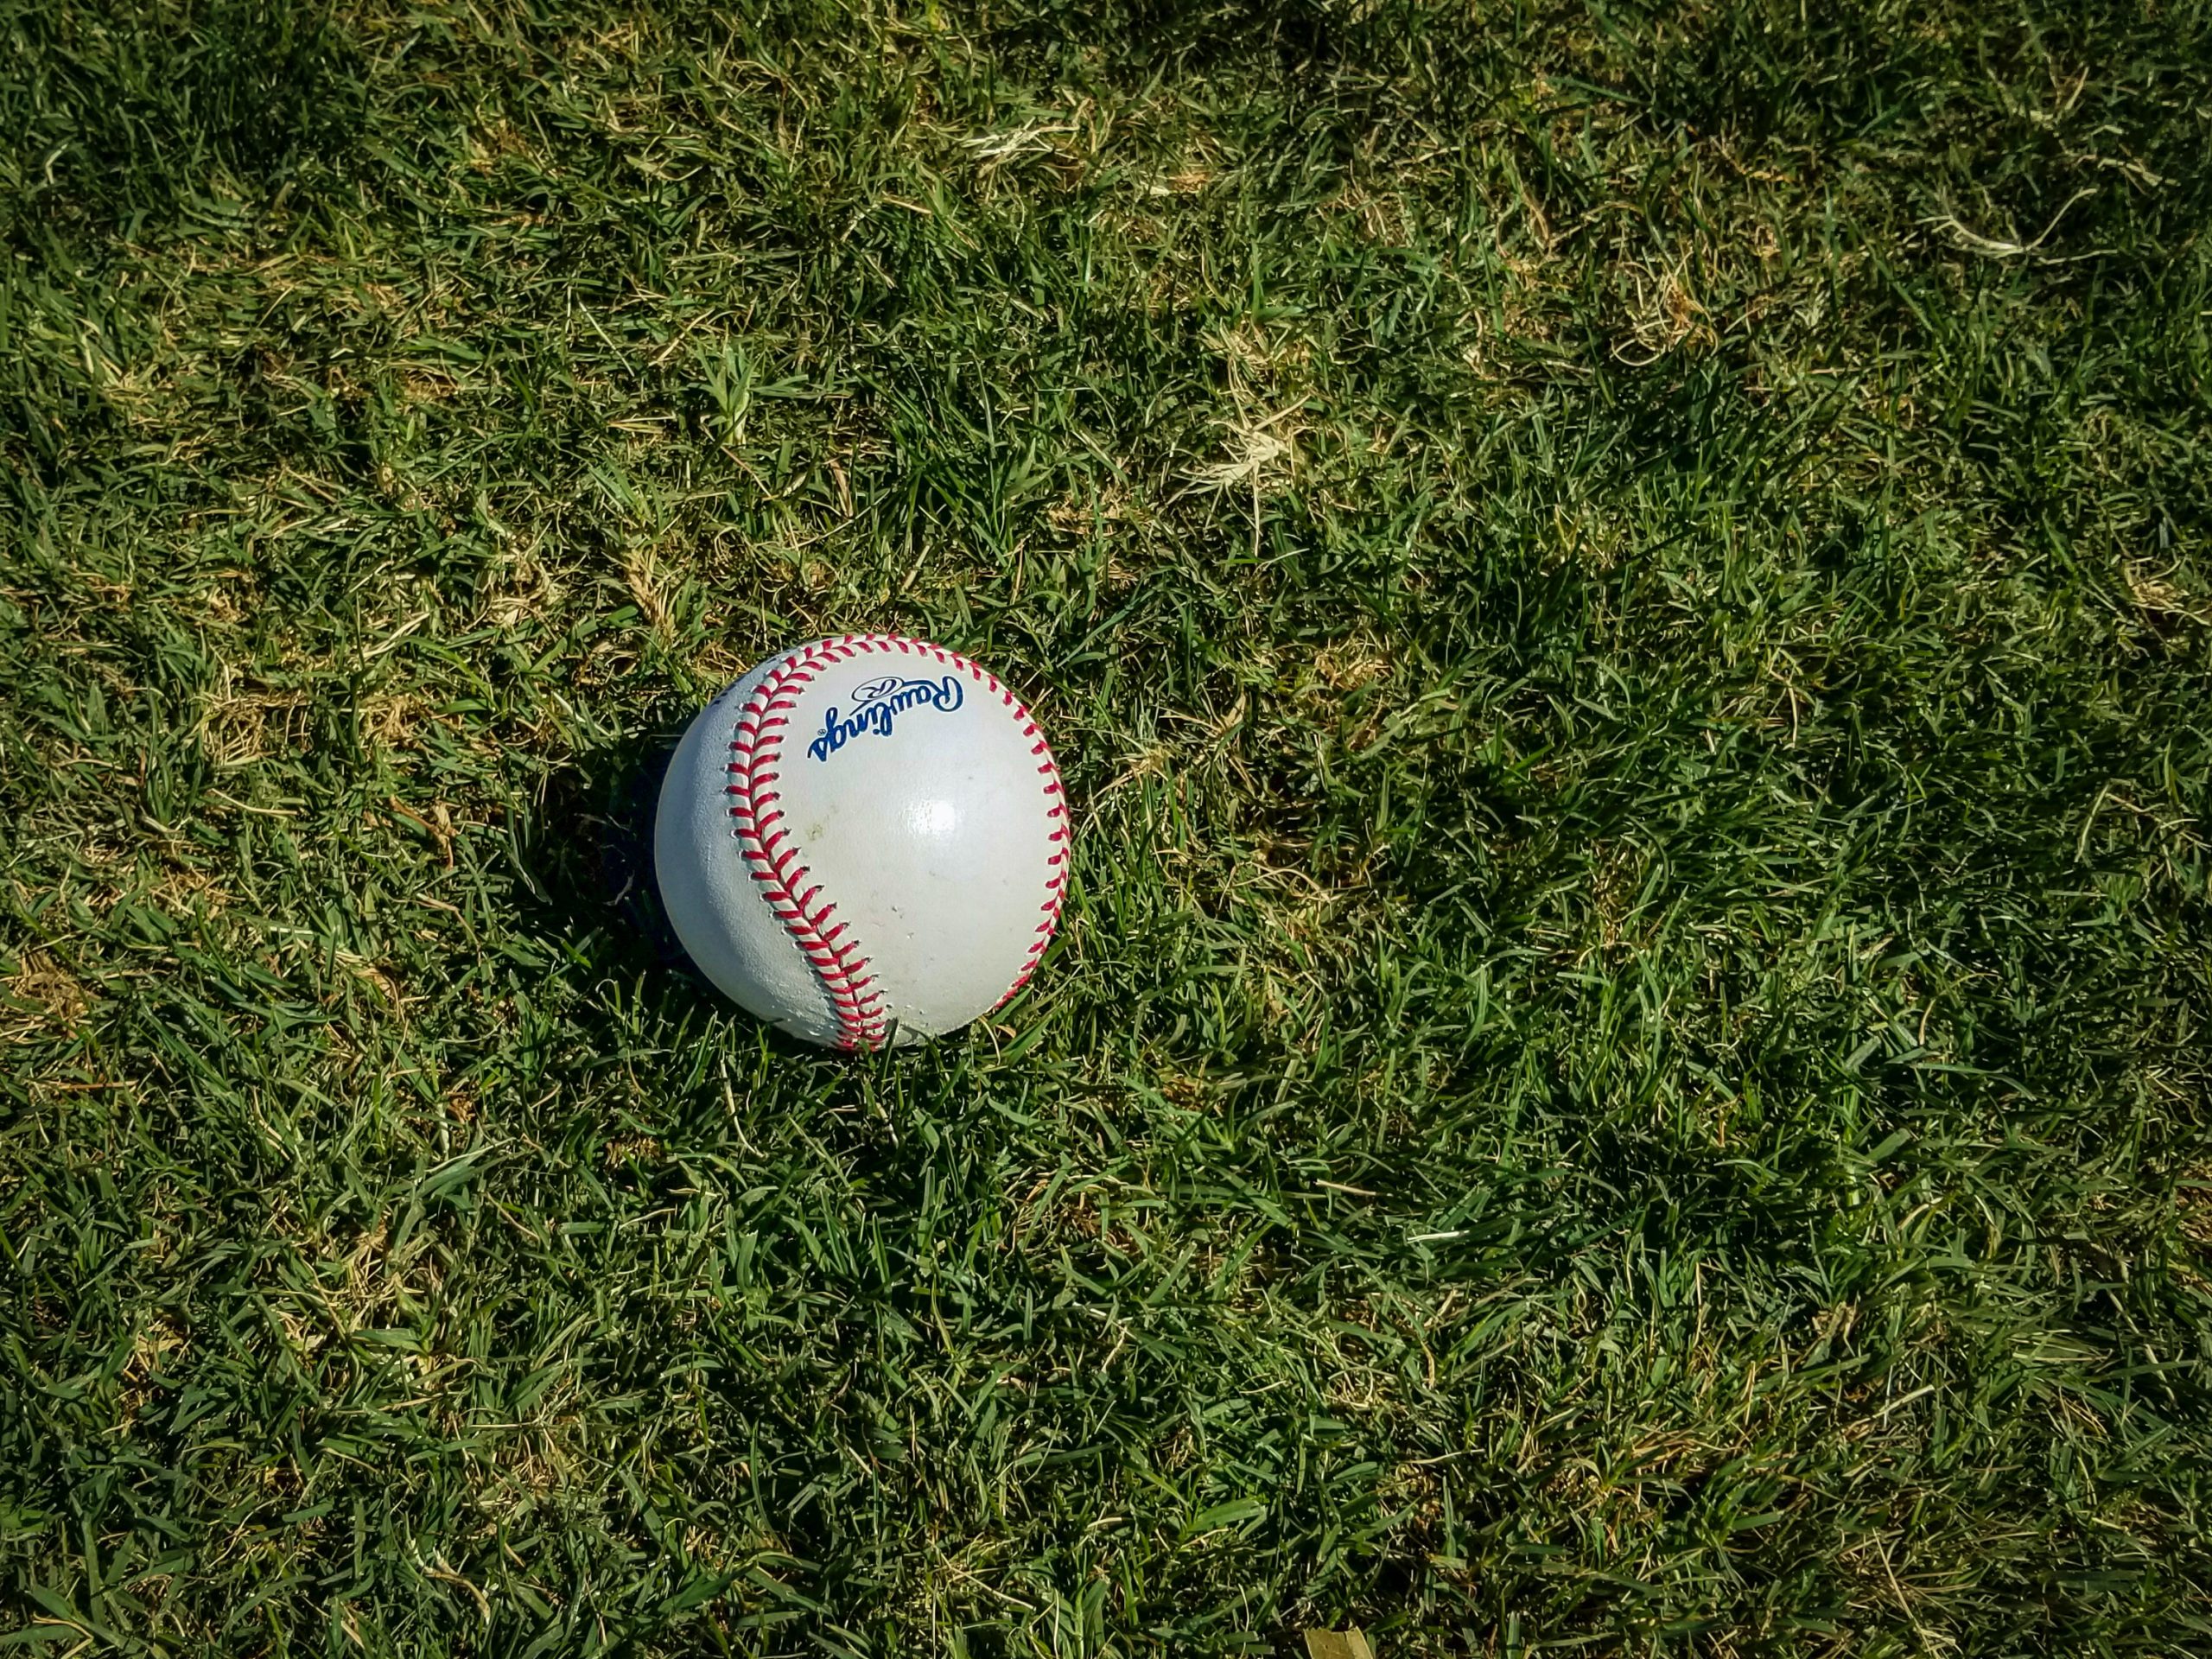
[4,0,2210,1653]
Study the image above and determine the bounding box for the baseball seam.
[724,632,1068,1050]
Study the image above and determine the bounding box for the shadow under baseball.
[510,717,694,978]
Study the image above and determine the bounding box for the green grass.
[3,0,2210,1652]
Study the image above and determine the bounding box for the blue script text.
[807,675,965,761]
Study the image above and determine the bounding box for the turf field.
[4,1,2210,1652]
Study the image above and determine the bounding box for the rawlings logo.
[807,674,964,761]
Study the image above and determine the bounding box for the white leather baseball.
[653,633,1070,1049]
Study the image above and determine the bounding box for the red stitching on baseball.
[931,648,1069,1014]
[728,633,1066,1045]
[728,643,891,1050]
[987,690,1067,1017]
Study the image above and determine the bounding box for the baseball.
[653,633,1070,1049]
